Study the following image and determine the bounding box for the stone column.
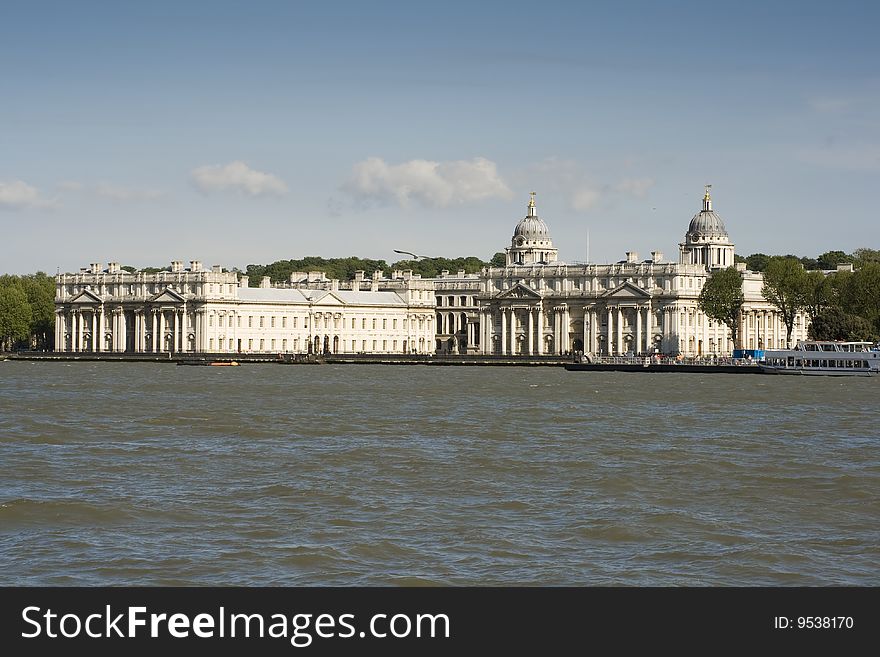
[509,308,516,355]
[90,311,97,352]
[97,307,104,352]
[562,305,570,355]
[616,307,623,355]
[582,308,588,354]
[120,310,127,352]
[635,305,642,356]
[194,310,202,353]
[527,307,534,355]
[54,311,61,351]
[537,305,544,355]
[77,310,84,352]
[606,306,613,355]
[500,307,507,356]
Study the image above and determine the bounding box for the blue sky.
[1,0,878,273]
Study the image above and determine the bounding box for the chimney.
[212,265,222,272]
[90,262,102,274]
[171,260,183,272]
[331,279,339,291]
[239,276,249,288]
[190,260,202,272]
[457,270,465,277]
[107,262,120,274]
[651,251,664,263]
[625,251,639,263]
[735,262,747,272]
[373,270,383,280]
[260,276,271,288]
[836,263,854,273]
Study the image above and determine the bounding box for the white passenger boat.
[760,341,880,376]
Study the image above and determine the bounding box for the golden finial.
[704,184,712,201]
[529,191,536,208]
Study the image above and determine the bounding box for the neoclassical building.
[54,187,809,356]
[54,263,435,355]
[474,187,808,356]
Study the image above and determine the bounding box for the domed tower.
[679,185,736,269]
[505,192,559,266]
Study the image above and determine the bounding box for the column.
[537,305,544,355]
[119,310,127,352]
[616,307,623,356]
[90,311,97,352]
[509,308,516,355]
[635,305,642,356]
[500,307,507,355]
[606,306,613,355]
[54,311,61,351]
[97,307,104,352]
[173,310,179,354]
[77,310,84,352]
[582,308,588,354]
[194,310,202,353]
[645,304,652,354]
[527,308,534,355]
[562,305,570,355]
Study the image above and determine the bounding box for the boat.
[760,341,880,376]
[177,360,240,366]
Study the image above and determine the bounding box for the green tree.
[837,262,880,336]
[745,253,770,272]
[698,267,744,349]
[802,270,834,323]
[808,307,874,341]
[489,252,507,268]
[761,257,808,347]
[817,250,853,270]
[19,272,55,350]
[0,285,32,351]
[852,247,880,267]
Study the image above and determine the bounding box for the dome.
[686,187,729,242]
[513,193,551,241]
[514,215,551,239]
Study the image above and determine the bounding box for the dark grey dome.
[686,187,730,242]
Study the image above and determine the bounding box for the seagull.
[393,249,431,260]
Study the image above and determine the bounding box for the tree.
[853,247,880,266]
[0,285,32,351]
[761,257,808,347]
[745,253,770,272]
[837,262,880,337]
[809,307,874,341]
[802,270,834,322]
[489,252,507,268]
[19,272,55,350]
[698,267,744,350]
[817,250,853,270]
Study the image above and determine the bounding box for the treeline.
[244,254,505,285]
[0,273,55,351]
[735,248,880,272]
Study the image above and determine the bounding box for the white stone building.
[476,187,809,356]
[53,186,809,356]
[54,263,435,355]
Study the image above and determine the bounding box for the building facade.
[475,187,808,356]
[54,187,809,356]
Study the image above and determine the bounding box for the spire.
[528,191,537,216]
[703,184,712,212]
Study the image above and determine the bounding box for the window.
[228,316,233,327]
[259,316,264,327]
[208,315,213,327]
[237,316,241,327]
[293,317,298,328]
[352,340,356,351]
[282,317,286,328]
[248,316,253,328]
[209,338,214,349]
[393,319,397,329]
[393,340,397,350]
[382,340,387,350]
[436,297,442,307]
[271,339,276,349]
[362,318,367,329]
[361,340,366,351]
[259,339,265,350]
[282,339,287,350]
[372,340,377,351]
[248,339,253,350]
[372,318,376,329]
[382,319,387,329]
[271,316,275,328]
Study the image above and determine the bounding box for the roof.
[237,287,406,307]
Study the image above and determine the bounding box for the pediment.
[601,281,651,299]
[149,288,186,303]
[496,282,542,300]
[69,289,103,304]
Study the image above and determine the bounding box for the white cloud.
[615,177,655,197]
[95,183,164,201]
[0,180,58,210]
[344,156,512,208]
[571,187,601,211]
[191,161,288,197]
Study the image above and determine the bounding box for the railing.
[585,355,755,367]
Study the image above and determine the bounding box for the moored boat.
[760,341,880,376]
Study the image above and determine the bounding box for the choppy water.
[1,361,877,585]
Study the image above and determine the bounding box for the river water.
[1,361,877,585]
